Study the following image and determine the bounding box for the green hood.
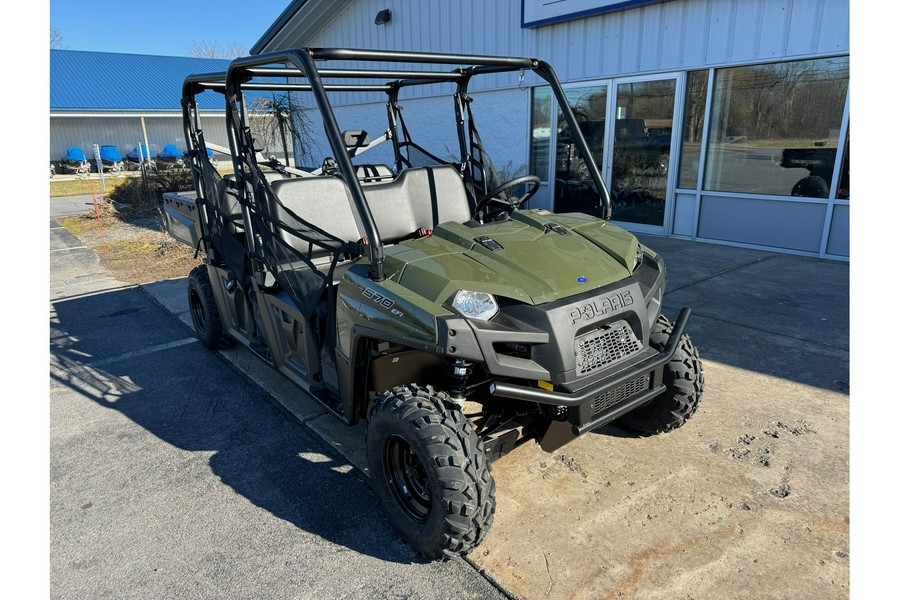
[382,210,638,306]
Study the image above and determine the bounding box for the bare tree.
[50,27,67,49]
[248,93,318,167]
[186,41,245,59]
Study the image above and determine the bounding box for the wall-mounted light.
[375,9,391,25]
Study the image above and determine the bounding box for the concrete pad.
[140,277,190,321]
[472,358,848,600]
[637,235,776,291]
[305,413,369,474]
[680,313,848,392]
[665,254,849,352]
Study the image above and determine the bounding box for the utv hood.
[383,211,638,306]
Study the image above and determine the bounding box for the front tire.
[187,265,233,350]
[616,314,704,435]
[367,385,496,560]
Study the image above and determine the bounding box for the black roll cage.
[180,48,612,282]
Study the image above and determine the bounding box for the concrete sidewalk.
[52,199,849,599]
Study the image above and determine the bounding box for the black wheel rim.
[189,288,207,333]
[384,434,432,523]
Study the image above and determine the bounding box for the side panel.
[337,264,449,358]
[257,289,321,386]
[207,265,257,344]
[162,193,202,248]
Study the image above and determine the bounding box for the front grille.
[590,375,650,415]
[575,321,641,376]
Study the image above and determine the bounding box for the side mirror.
[342,130,370,148]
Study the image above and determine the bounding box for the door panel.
[608,79,677,228]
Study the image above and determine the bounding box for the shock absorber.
[448,358,473,407]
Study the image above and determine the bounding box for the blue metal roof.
[50,50,230,112]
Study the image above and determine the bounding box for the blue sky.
[50,0,290,56]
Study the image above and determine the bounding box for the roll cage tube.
[215,48,612,283]
[227,49,387,281]
[532,61,612,221]
[180,72,229,260]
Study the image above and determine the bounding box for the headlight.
[633,244,644,271]
[451,290,499,321]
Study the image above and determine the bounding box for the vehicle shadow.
[50,286,423,565]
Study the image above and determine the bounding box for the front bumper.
[489,307,691,452]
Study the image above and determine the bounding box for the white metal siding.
[303,0,848,102]
[49,114,229,163]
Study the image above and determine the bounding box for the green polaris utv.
[162,48,704,560]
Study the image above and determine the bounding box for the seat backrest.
[355,164,395,184]
[267,177,363,259]
[214,177,243,226]
[362,166,471,243]
[215,172,291,224]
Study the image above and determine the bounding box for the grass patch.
[98,236,202,283]
[49,176,134,198]
[57,213,106,237]
[57,202,202,284]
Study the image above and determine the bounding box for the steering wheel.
[475,175,542,214]
[320,157,339,176]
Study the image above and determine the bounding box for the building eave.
[50,111,224,118]
[250,0,355,54]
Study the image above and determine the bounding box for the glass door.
[553,82,609,215]
[606,75,682,232]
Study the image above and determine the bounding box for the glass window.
[530,86,552,181]
[704,56,849,198]
[555,84,607,214]
[678,70,709,189]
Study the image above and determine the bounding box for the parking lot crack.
[667,255,776,294]
[543,552,553,599]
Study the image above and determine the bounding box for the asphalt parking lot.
[49,196,849,599]
[50,214,505,600]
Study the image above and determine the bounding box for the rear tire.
[367,384,496,560]
[187,265,233,350]
[791,175,829,198]
[615,314,703,435]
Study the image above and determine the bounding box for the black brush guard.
[488,308,691,451]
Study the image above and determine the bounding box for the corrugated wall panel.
[730,0,764,60]
[758,0,792,58]
[301,0,848,99]
[49,115,229,163]
[658,1,685,66]
[705,0,735,63]
[786,0,825,56]
[639,7,662,71]
[816,0,850,53]
[680,1,713,67]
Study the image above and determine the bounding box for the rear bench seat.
[214,172,290,233]
[362,165,471,242]
[355,164,395,184]
[260,165,473,289]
